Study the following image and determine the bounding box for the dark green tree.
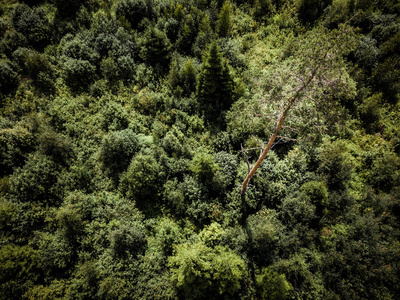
[99,129,140,180]
[196,41,234,123]
[193,14,214,58]
[115,0,149,29]
[139,27,172,69]
[217,1,232,37]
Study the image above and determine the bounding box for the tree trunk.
[241,115,284,194]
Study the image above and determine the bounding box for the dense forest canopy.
[0,0,399,299]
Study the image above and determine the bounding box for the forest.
[0,0,400,299]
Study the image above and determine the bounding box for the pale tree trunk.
[239,20,358,194]
[240,108,286,194]
[240,74,315,194]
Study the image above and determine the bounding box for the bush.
[101,101,129,131]
[247,210,284,266]
[255,266,292,300]
[188,152,220,184]
[62,34,100,64]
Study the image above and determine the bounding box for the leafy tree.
[99,129,140,180]
[168,241,248,299]
[0,125,34,176]
[115,0,150,29]
[62,58,96,92]
[189,151,220,184]
[11,4,52,49]
[247,210,284,266]
[101,101,130,131]
[255,266,292,300]
[119,153,164,204]
[0,244,39,300]
[110,223,147,258]
[0,61,19,95]
[9,153,61,203]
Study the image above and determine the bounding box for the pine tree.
[217,1,232,37]
[197,41,234,123]
[139,27,172,68]
[193,14,214,57]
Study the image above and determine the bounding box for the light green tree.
[168,241,247,299]
[232,25,358,194]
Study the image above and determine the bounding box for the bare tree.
[239,24,358,194]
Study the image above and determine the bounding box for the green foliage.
[110,223,147,258]
[9,153,61,203]
[217,1,232,37]
[65,261,98,300]
[62,58,96,92]
[317,139,356,191]
[101,101,130,131]
[256,266,292,300]
[358,93,383,133]
[169,241,247,299]
[11,4,52,49]
[247,210,284,265]
[196,41,234,123]
[0,124,34,176]
[152,217,182,255]
[0,1,399,299]
[115,0,150,29]
[139,27,172,68]
[0,244,39,300]
[189,151,220,183]
[300,180,329,208]
[0,61,19,95]
[177,14,197,55]
[120,153,164,203]
[37,231,74,276]
[193,14,214,57]
[99,129,140,179]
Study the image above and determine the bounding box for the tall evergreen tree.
[197,41,234,123]
[217,1,232,37]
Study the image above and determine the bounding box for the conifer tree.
[139,26,172,68]
[193,14,214,57]
[217,1,232,37]
[197,41,234,123]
